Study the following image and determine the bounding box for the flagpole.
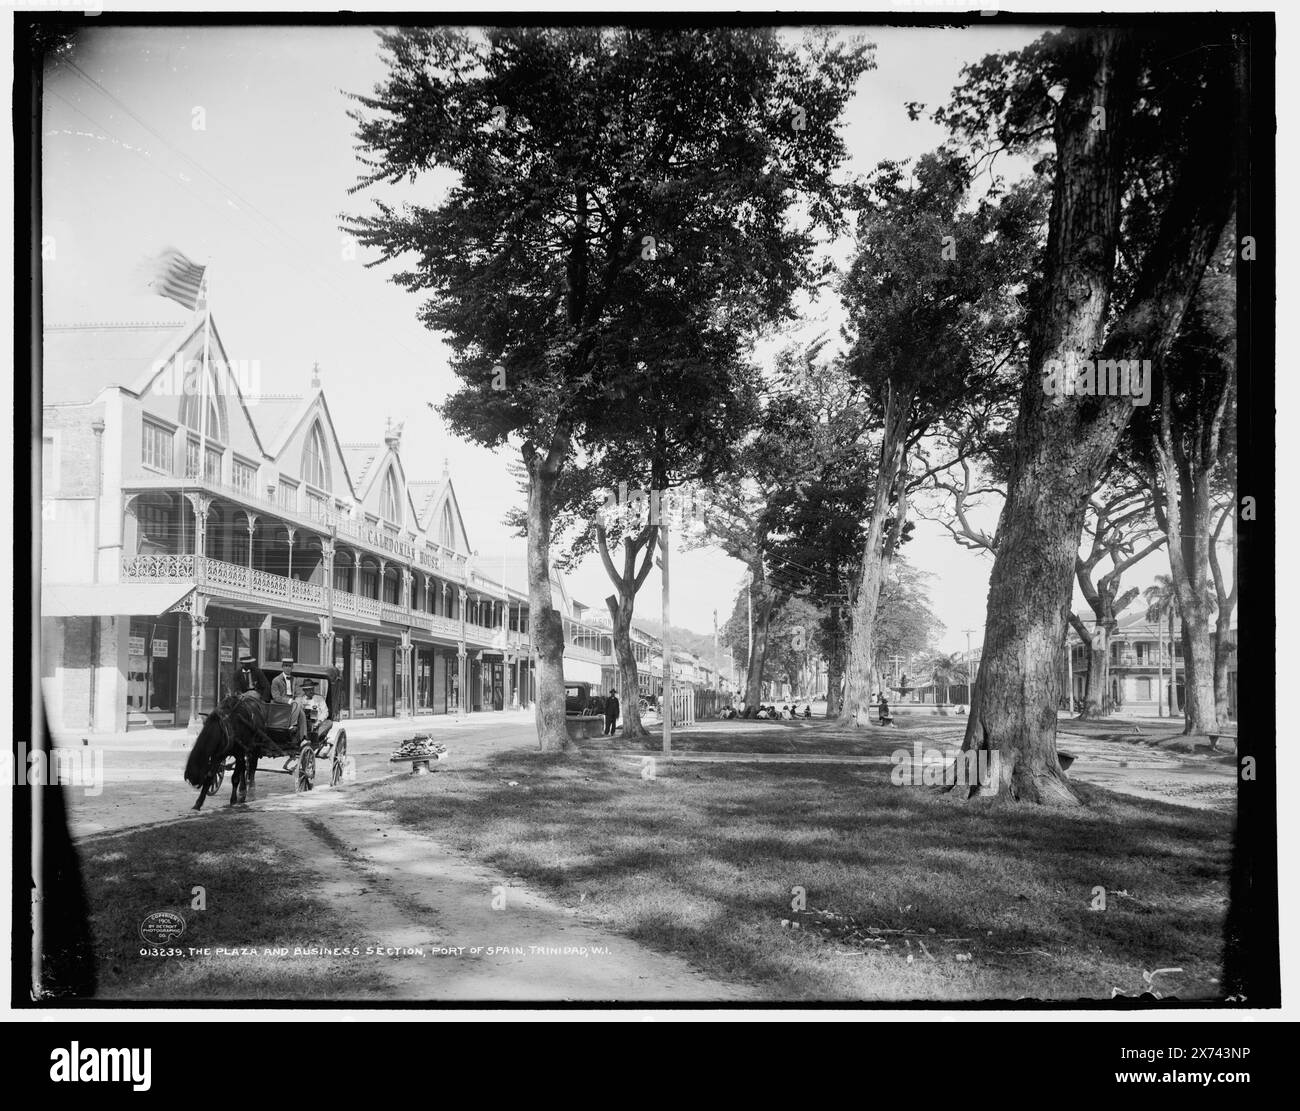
[190,268,211,734]
[199,270,211,477]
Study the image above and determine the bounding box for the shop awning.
[41,582,194,617]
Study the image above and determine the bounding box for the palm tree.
[1145,575,1216,721]
[920,651,968,705]
[1144,576,1179,716]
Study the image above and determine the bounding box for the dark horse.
[184,692,271,810]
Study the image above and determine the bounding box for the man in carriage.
[297,677,330,739]
[271,657,307,744]
[237,654,272,700]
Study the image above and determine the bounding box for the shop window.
[264,627,298,663]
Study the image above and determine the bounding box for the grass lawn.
[78,815,391,1000]
[357,744,1233,1002]
[588,716,956,757]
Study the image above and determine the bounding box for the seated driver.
[271,657,306,744]
[297,678,330,736]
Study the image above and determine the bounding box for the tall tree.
[1209,501,1238,722]
[702,453,788,714]
[1068,481,1165,718]
[930,28,1237,802]
[835,150,1042,726]
[1127,263,1237,734]
[345,27,872,750]
[761,341,878,717]
[874,561,944,683]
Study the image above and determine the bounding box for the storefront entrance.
[126,616,179,724]
[352,638,377,717]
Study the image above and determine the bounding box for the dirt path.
[1056,731,1237,812]
[242,787,757,1002]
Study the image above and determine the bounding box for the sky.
[41,21,1204,654]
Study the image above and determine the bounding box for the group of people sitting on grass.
[728,703,813,720]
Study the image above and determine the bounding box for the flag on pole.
[142,247,207,311]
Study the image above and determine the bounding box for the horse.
[184,692,271,811]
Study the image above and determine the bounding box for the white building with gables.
[38,312,610,732]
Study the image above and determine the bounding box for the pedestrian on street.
[604,688,620,736]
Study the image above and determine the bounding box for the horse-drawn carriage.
[185,662,350,810]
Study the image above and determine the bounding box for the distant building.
[1068,610,1237,720]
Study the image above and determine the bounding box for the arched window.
[179,374,224,443]
[381,469,401,523]
[302,421,330,491]
[438,502,455,549]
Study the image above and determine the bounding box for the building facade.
[1068,610,1238,720]
[39,315,554,732]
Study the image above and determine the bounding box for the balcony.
[121,554,322,610]
[120,554,511,646]
[124,471,471,582]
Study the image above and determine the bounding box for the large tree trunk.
[607,592,648,738]
[596,520,657,739]
[959,30,1234,803]
[1213,612,1233,722]
[743,581,774,713]
[1081,625,1112,717]
[824,615,845,718]
[1210,508,1237,722]
[963,473,1096,804]
[838,390,910,726]
[525,443,569,752]
[1180,605,1218,734]
[1157,463,1220,734]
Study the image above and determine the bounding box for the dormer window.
[302,421,330,491]
[381,469,401,524]
[178,369,225,443]
[438,502,455,550]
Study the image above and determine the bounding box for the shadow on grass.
[79,813,391,1001]
[357,747,1233,1003]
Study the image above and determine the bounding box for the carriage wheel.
[330,733,348,787]
[296,743,316,793]
[208,766,224,794]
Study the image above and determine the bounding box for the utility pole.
[713,608,720,713]
[660,519,672,757]
[1155,620,1165,718]
[1065,639,1074,715]
[962,628,974,704]
[745,568,753,678]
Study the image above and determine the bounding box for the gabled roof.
[257,389,359,500]
[341,443,380,491]
[362,448,407,507]
[45,315,271,457]
[407,479,447,528]
[44,319,191,405]
[421,477,471,552]
[250,395,309,449]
